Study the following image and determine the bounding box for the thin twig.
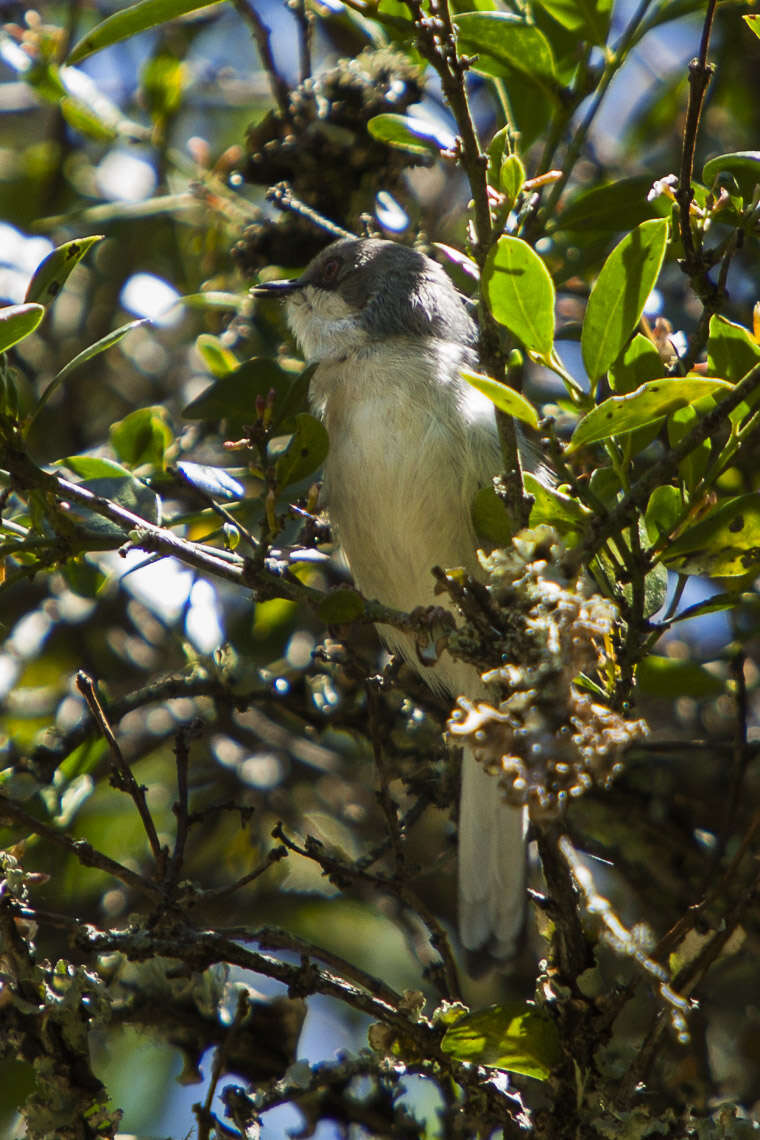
[76,670,164,862]
[230,0,291,116]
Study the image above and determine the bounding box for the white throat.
[286,285,369,362]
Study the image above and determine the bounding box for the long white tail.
[458,748,527,957]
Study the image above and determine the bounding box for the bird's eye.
[320,257,340,285]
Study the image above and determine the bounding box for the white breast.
[311,336,501,693]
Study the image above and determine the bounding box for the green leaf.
[581,218,669,383]
[663,493,760,577]
[706,315,760,384]
[460,369,539,428]
[552,178,658,234]
[68,0,224,65]
[537,0,612,44]
[636,656,723,699]
[454,13,557,85]
[175,461,245,501]
[317,588,365,623]
[608,333,664,394]
[644,562,668,617]
[568,377,730,451]
[670,591,749,624]
[524,472,589,536]
[483,237,555,358]
[744,13,760,40]
[668,405,710,492]
[196,333,240,377]
[499,154,525,203]
[110,406,173,470]
[62,558,108,599]
[367,113,452,155]
[68,475,161,540]
[25,236,104,305]
[272,413,329,488]
[59,456,137,480]
[644,484,682,543]
[0,303,45,353]
[471,485,513,545]
[702,151,760,199]
[183,358,301,422]
[441,1002,560,1080]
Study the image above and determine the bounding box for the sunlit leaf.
[499,154,525,204]
[196,333,240,377]
[537,0,612,44]
[454,13,558,85]
[0,303,45,353]
[110,406,173,470]
[744,13,760,40]
[524,472,589,536]
[668,405,710,492]
[644,484,682,543]
[581,218,669,383]
[608,333,664,394]
[68,0,224,65]
[25,236,104,305]
[59,456,136,480]
[702,151,760,199]
[663,493,760,577]
[441,1002,560,1080]
[483,237,555,358]
[568,378,730,452]
[367,113,453,155]
[460,369,539,427]
[175,460,245,501]
[706,315,760,384]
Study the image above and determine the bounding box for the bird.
[253,236,527,958]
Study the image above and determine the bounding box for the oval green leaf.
[702,151,760,199]
[68,0,224,65]
[460,369,539,428]
[25,236,104,305]
[568,377,731,451]
[0,303,45,353]
[110,406,173,470]
[483,236,555,358]
[367,113,453,155]
[441,1002,560,1080]
[581,218,669,383]
[454,13,557,85]
[706,315,760,384]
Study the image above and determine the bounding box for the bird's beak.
[250,276,303,298]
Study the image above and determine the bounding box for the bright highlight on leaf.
[460,369,539,428]
[483,236,555,358]
[25,236,104,306]
[0,303,45,353]
[68,0,225,65]
[581,217,669,383]
[367,113,455,154]
[441,1002,561,1080]
[568,377,731,451]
